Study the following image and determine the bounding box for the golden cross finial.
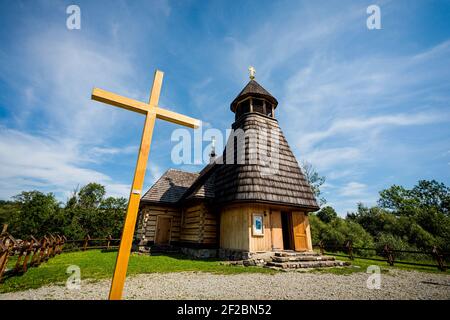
[249,66,256,80]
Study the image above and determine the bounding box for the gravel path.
[1,269,449,300]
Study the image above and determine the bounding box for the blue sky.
[0,0,449,215]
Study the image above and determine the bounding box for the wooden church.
[136,71,319,259]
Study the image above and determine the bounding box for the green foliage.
[0,183,126,240]
[316,206,337,223]
[310,213,374,256]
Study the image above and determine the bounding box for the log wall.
[136,205,181,245]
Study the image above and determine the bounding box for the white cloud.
[302,147,363,171]
[0,127,130,200]
[297,112,445,152]
[339,182,368,197]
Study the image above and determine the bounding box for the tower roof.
[212,113,319,209]
[230,79,278,112]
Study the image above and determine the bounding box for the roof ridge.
[166,168,199,174]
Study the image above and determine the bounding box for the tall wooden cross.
[91,70,200,300]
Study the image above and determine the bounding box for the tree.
[77,183,106,209]
[12,191,61,238]
[316,206,337,223]
[301,161,326,205]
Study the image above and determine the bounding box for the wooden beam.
[154,107,200,129]
[91,88,149,115]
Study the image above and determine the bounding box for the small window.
[266,103,273,117]
[235,100,250,120]
[252,213,264,236]
[253,99,264,114]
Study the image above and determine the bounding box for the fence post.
[345,240,354,260]
[107,235,112,250]
[0,240,9,282]
[319,240,325,255]
[432,246,446,272]
[14,241,26,273]
[383,244,394,266]
[30,236,41,266]
[83,235,90,251]
[1,224,8,236]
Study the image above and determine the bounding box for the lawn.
[0,250,274,293]
[311,253,450,275]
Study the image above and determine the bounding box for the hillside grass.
[0,250,274,293]
[310,252,450,275]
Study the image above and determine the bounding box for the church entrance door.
[155,216,172,245]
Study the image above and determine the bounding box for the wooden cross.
[248,66,256,80]
[91,69,200,300]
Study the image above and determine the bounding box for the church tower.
[213,67,319,256]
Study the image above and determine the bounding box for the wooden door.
[270,211,284,250]
[291,212,308,251]
[155,216,172,245]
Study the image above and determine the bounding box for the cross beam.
[91,70,200,300]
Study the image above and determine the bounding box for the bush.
[310,214,374,257]
[375,233,430,261]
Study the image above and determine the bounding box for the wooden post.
[39,236,49,264]
[345,240,354,260]
[1,224,8,236]
[383,244,394,266]
[20,241,33,273]
[14,242,26,273]
[30,236,41,266]
[83,235,90,251]
[432,246,446,272]
[107,235,112,250]
[319,240,325,255]
[0,239,9,282]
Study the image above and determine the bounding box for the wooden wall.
[137,202,219,247]
[136,205,181,245]
[219,205,249,251]
[179,202,217,245]
[137,201,312,252]
[220,204,312,253]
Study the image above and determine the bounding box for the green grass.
[310,253,450,275]
[0,250,274,293]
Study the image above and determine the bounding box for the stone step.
[274,251,320,257]
[272,255,335,263]
[266,260,350,269]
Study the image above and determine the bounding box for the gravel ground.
[1,269,449,300]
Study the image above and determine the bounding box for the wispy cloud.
[0,127,130,200]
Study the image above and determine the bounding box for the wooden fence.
[64,235,120,252]
[0,225,120,282]
[314,240,448,271]
[0,227,66,282]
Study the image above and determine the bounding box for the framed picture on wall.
[252,213,264,236]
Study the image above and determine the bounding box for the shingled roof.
[230,79,278,112]
[213,113,319,210]
[141,169,199,204]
